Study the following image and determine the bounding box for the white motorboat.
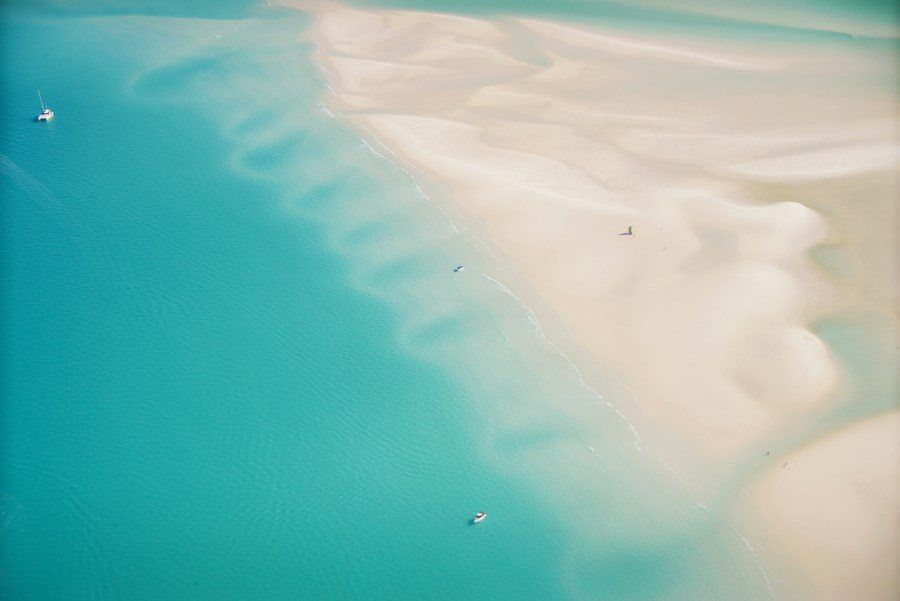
[473,511,487,523]
[36,90,54,121]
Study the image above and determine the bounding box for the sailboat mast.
[38,89,45,111]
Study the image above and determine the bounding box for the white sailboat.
[37,90,54,121]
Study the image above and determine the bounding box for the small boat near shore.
[454,264,464,272]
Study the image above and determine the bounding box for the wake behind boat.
[36,89,53,121]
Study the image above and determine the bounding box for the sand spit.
[294,1,899,596]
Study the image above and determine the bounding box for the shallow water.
[350,0,899,39]
[5,1,887,599]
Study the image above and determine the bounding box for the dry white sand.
[293,1,899,596]
[741,412,900,600]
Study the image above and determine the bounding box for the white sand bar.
[296,1,899,596]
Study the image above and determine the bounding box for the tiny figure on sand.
[619,225,634,237]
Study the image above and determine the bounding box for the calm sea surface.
[4,1,891,599]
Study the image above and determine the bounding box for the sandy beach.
[741,411,900,600]
[295,1,899,596]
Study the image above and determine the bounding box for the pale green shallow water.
[1,1,893,600]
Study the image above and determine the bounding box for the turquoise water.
[1,3,778,600]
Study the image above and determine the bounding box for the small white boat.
[473,511,487,523]
[36,90,54,121]
[454,264,464,272]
